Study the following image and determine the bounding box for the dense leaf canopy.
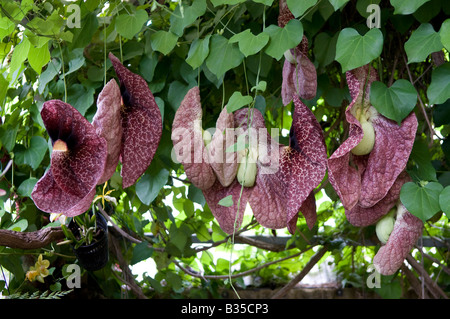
[0,0,449,300]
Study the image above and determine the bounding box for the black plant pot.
[69,212,109,271]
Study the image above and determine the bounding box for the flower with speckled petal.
[279,0,317,105]
[328,65,418,224]
[31,100,107,217]
[107,53,163,188]
[373,203,423,275]
[172,87,327,234]
[327,65,422,276]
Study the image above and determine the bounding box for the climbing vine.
[0,0,449,300]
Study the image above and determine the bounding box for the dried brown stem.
[406,254,448,299]
[401,264,429,299]
[109,232,148,299]
[0,227,64,249]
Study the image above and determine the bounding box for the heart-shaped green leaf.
[439,19,450,51]
[335,27,383,72]
[131,242,154,265]
[186,35,211,69]
[439,186,450,219]
[150,30,179,55]
[390,0,430,15]
[286,0,318,17]
[136,161,169,206]
[226,91,253,113]
[370,79,417,124]
[328,0,349,11]
[169,0,206,37]
[427,62,450,105]
[400,181,443,222]
[404,23,443,64]
[115,9,148,40]
[206,34,244,78]
[264,19,303,61]
[229,29,269,57]
[14,136,48,170]
[28,43,50,75]
[17,178,38,198]
[218,195,233,207]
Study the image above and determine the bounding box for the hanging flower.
[279,0,317,105]
[172,87,327,234]
[97,53,163,188]
[92,79,123,185]
[328,65,418,221]
[327,65,422,275]
[31,100,107,217]
[373,203,423,275]
[26,254,50,283]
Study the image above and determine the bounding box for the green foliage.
[400,182,444,222]
[404,23,443,64]
[0,0,449,300]
[335,28,383,72]
[263,19,303,60]
[370,79,417,124]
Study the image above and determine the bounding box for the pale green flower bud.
[202,129,212,147]
[237,148,258,187]
[351,116,376,156]
[376,209,396,244]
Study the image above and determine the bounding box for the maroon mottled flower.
[31,100,107,216]
[373,203,423,275]
[279,0,317,104]
[281,37,317,105]
[92,79,123,184]
[327,65,422,275]
[106,53,163,188]
[328,65,418,218]
[172,87,327,234]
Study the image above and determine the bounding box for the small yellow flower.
[94,181,116,209]
[25,270,39,282]
[26,254,50,283]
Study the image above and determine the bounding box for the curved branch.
[406,254,448,299]
[174,245,316,280]
[0,227,64,250]
[271,245,328,299]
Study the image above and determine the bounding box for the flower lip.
[120,83,132,109]
[31,100,107,216]
[52,139,68,152]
